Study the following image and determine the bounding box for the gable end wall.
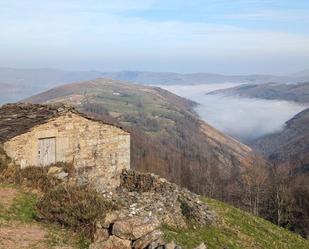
[3,112,130,191]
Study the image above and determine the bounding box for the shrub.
[36,184,116,236]
[179,198,195,221]
[13,166,61,192]
[0,145,10,174]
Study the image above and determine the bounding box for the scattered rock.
[101,211,119,228]
[148,241,161,249]
[165,241,177,249]
[55,172,69,180]
[132,230,163,249]
[89,170,216,249]
[194,242,207,249]
[89,235,131,249]
[92,228,109,243]
[47,166,63,175]
[112,216,160,240]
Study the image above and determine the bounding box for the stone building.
[0,103,130,191]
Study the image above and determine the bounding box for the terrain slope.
[209,82,309,104]
[208,81,309,170]
[25,78,253,196]
[1,183,308,249]
[252,108,309,171]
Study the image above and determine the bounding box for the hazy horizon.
[1,1,309,74]
[0,66,308,77]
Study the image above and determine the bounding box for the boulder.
[132,230,163,249]
[92,228,109,243]
[89,235,131,249]
[55,172,69,180]
[165,241,177,249]
[47,166,63,175]
[112,216,160,240]
[194,243,207,249]
[148,241,161,249]
[102,211,119,228]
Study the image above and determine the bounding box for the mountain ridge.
[208,82,309,104]
[1,67,309,104]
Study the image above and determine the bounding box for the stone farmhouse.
[0,103,130,191]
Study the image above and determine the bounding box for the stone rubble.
[89,169,216,249]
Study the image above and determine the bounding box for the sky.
[1,0,309,74]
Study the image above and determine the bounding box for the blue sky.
[0,0,309,74]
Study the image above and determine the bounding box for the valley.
[153,83,308,143]
[24,78,253,199]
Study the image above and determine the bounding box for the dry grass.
[36,184,117,237]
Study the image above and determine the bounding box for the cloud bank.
[155,84,308,142]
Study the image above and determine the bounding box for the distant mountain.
[100,71,308,85]
[2,67,309,104]
[0,68,102,104]
[251,108,309,172]
[24,78,253,198]
[209,82,309,104]
[291,68,309,78]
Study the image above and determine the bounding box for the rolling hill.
[100,71,291,85]
[208,82,309,104]
[2,67,309,104]
[24,78,253,198]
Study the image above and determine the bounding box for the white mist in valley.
[154,83,308,143]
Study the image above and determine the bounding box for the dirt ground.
[0,188,18,208]
[0,187,75,249]
[0,223,47,249]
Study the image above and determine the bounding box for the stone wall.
[3,112,130,191]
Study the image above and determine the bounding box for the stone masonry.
[1,104,130,191]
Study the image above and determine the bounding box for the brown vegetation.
[36,185,116,237]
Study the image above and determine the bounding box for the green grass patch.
[0,185,90,248]
[163,197,309,249]
[8,192,38,222]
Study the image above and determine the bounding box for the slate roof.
[0,103,127,143]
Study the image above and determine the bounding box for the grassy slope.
[0,184,89,249]
[164,197,309,249]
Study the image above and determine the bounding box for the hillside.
[1,182,308,249]
[251,108,309,171]
[209,82,309,104]
[208,81,309,170]
[166,197,309,249]
[24,78,253,199]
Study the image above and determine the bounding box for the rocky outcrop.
[89,170,216,249]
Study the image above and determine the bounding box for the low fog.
[155,83,308,143]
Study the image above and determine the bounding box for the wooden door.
[38,137,56,167]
